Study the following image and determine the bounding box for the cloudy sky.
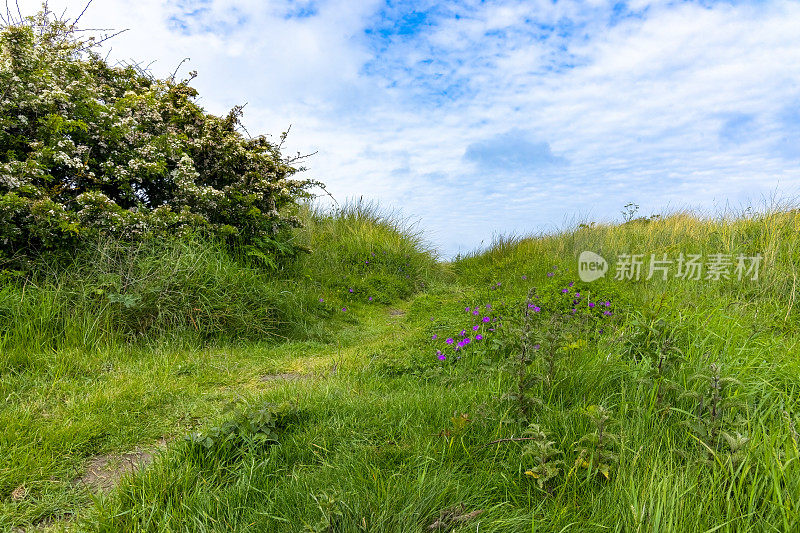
[15,0,800,256]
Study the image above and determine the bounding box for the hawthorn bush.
[0,11,315,270]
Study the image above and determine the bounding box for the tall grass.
[3,204,800,532]
[0,203,443,371]
[290,200,445,302]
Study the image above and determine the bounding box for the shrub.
[0,11,315,270]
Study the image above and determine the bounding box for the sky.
[14,0,800,257]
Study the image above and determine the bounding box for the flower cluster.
[432,304,500,361]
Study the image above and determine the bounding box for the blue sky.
[20,0,800,256]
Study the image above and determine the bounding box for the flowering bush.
[0,12,315,268]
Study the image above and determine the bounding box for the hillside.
[2,208,799,531]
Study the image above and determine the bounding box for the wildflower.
[562,288,568,293]
[522,275,527,280]
[533,343,541,350]
[437,351,446,361]
[342,307,347,312]
[368,296,373,301]
[464,337,471,345]
[486,304,492,309]
[475,334,483,341]
[465,307,471,313]
[568,282,574,287]
[349,288,354,293]
[432,334,437,340]
[319,298,324,302]
[472,309,479,315]
[460,330,467,336]
[457,340,465,348]
[533,306,541,312]
[605,301,611,307]
[571,308,576,314]
[472,325,479,331]
[603,310,613,316]
[489,328,495,332]
[547,272,554,277]
[365,260,369,264]
[446,338,454,345]
[575,292,580,298]
[482,316,490,323]
[589,302,595,308]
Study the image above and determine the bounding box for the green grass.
[1,207,799,531]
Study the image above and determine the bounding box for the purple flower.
[589,302,595,308]
[473,309,479,315]
[457,340,465,348]
[472,325,480,331]
[571,308,576,314]
[482,316,490,323]
[464,337,471,345]
[460,330,467,336]
[319,298,324,302]
[568,282,574,287]
[465,307,471,313]
[562,288,568,293]
[522,275,527,280]
[342,307,347,312]
[349,288,354,293]
[486,304,492,309]
[446,338,454,344]
[437,351,446,361]
[365,260,369,264]
[368,296,373,301]
[547,272,554,277]
[475,334,483,341]
[575,292,580,298]
[533,343,541,350]
[603,310,613,316]
[432,334,437,340]
[489,328,495,332]
[605,301,611,307]
[534,306,541,312]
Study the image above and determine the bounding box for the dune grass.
[1,207,799,531]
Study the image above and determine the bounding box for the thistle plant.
[522,424,564,492]
[504,288,541,423]
[537,313,569,387]
[680,363,745,461]
[638,336,684,409]
[575,405,619,480]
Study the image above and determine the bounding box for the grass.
[1,205,799,531]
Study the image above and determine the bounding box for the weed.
[574,405,619,480]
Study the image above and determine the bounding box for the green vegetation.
[3,9,800,533]
[2,207,799,532]
[1,13,313,271]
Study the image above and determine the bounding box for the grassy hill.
[1,206,799,532]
